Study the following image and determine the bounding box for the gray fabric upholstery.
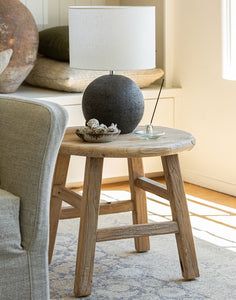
[0,189,21,255]
[0,97,68,300]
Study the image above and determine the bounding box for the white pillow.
[25,56,164,93]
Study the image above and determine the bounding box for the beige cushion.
[25,56,164,93]
[0,49,13,75]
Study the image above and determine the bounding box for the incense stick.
[150,78,165,125]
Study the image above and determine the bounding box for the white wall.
[21,0,114,27]
[173,0,236,196]
[53,1,120,27]
[20,0,48,25]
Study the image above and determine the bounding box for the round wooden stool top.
[61,126,195,158]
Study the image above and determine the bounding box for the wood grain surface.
[128,158,150,252]
[59,200,134,220]
[49,154,70,264]
[136,176,169,200]
[61,126,195,158]
[74,157,104,297]
[162,154,199,279]
[96,222,179,242]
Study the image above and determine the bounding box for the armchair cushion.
[0,189,22,255]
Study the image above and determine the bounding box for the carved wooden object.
[0,0,38,93]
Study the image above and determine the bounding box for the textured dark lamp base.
[82,74,144,134]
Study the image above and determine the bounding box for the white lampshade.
[69,6,156,71]
[222,0,236,80]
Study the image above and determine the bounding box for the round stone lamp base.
[82,74,144,134]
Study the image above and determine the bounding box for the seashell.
[93,126,107,134]
[107,123,118,133]
[99,124,108,129]
[84,127,93,134]
[87,118,99,128]
[77,126,91,134]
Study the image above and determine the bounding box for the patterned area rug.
[50,191,236,299]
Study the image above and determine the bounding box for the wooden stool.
[49,126,199,297]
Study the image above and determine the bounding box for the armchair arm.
[0,98,68,251]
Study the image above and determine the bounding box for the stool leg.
[128,158,150,252]
[74,157,104,297]
[162,154,199,280]
[49,153,70,264]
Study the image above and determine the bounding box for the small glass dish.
[134,129,165,139]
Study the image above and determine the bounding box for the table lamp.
[69,6,156,133]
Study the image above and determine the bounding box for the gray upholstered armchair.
[0,97,68,299]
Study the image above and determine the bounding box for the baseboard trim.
[182,170,236,197]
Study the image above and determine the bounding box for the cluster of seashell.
[78,119,120,134]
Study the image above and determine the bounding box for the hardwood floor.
[100,178,236,209]
[181,182,236,209]
[72,178,236,252]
